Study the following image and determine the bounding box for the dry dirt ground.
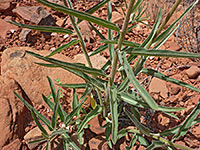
[0,0,200,149]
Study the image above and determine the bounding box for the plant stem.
[63,0,93,68]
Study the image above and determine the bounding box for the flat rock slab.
[13,6,55,25]
[1,47,84,105]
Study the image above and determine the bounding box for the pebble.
[186,66,200,79]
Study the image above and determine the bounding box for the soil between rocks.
[0,0,200,149]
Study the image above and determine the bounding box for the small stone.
[88,135,108,150]
[112,11,123,25]
[190,95,200,105]
[0,0,15,12]
[186,66,200,79]
[157,114,170,130]
[74,53,107,69]
[79,20,92,42]
[149,78,168,98]
[19,28,31,42]
[88,116,105,134]
[1,138,21,150]
[171,86,181,95]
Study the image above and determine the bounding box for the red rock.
[190,95,200,105]
[0,19,18,39]
[171,86,181,95]
[112,11,123,25]
[157,114,170,130]
[0,76,29,148]
[149,78,168,98]
[74,53,107,69]
[0,0,15,12]
[1,47,84,106]
[186,66,200,79]
[1,138,21,150]
[175,140,186,147]
[88,135,108,150]
[79,20,92,42]
[13,6,55,25]
[88,116,105,134]
[164,41,181,51]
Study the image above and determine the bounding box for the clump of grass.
[12,0,200,149]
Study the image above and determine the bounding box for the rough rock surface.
[88,135,109,150]
[0,76,30,148]
[1,47,84,105]
[0,19,18,39]
[0,0,15,12]
[186,66,200,79]
[74,53,107,69]
[149,77,169,98]
[1,138,21,150]
[13,6,55,26]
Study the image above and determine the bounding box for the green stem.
[63,0,93,68]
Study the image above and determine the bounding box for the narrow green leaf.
[36,0,120,31]
[146,140,165,150]
[88,22,106,40]
[173,98,200,140]
[118,128,128,140]
[118,51,159,110]
[126,134,137,150]
[100,39,140,47]
[27,51,106,77]
[42,94,54,110]
[51,129,69,137]
[28,138,46,144]
[131,106,140,121]
[118,92,184,113]
[35,63,59,68]
[77,105,102,134]
[117,78,130,93]
[140,8,162,47]
[65,98,87,126]
[109,88,118,144]
[105,123,112,149]
[80,85,92,100]
[160,118,200,137]
[31,108,49,136]
[62,133,80,150]
[126,48,200,58]
[58,83,87,89]
[7,21,73,34]
[125,108,151,135]
[46,140,50,150]
[45,39,80,58]
[101,60,111,72]
[51,90,60,129]
[141,68,200,93]
[77,0,110,24]
[72,89,79,115]
[47,76,57,103]
[89,43,108,57]
[14,92,53,131]
[137,134,149,146]
[153,0,199,44]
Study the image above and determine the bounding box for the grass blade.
[118,51,159,110]
[58,83,87,89]
[124,108,151,135]
[126,133,137,150]
[36,0,120,31]
[46,140,50,150]
[62,133,80,150]
[109,88,118,144]
[89,22,106,40]
[140,8,162,47]
[65,98,87,126]
[146,140,165,150]
[141,68,200,93]
[126,48,200,58]
[72,89,79,117]
[27,51,106,77]
[51,90,60,129]
[173,98,200,140]
[77,105,102,134]
[14,92,53,131]
[100,39,140,47]
[45,39,80,58]
[105,123,112,148]
[80,85,92,100]
[47,76,57,103]
[31,108,49,136]
[42,94,54,110]
[8,21,73,34]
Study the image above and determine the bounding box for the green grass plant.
[12,0,200,149]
